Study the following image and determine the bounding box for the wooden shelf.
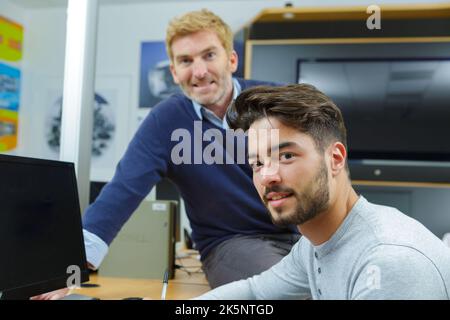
[352,180,450,188]
[251,3,450,23]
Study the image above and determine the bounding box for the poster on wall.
[0,15,23,62]
[45,93,116,158]
[139,41,180,109]
[0,62,21,151]
[0,15,23,152]
[41,76,131,182]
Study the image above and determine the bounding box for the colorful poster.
[0,62,20,151]
[0,15,23,62]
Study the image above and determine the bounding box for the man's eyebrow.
[174,46,218,61]
[200,46,218,54]
[248,141,297,159]
[175,54,190,62]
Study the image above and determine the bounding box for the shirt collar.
[192,78,241,129]
[313,195,366,258]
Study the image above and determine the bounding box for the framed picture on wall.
[139,41,179,109]
[0,62,21,152]
[233,29,246,79]
[36,75,132,182]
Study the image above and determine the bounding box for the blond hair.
[166,9,234,62]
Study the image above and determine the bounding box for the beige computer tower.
[99,200,176,280]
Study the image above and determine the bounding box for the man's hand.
[30,287,70,300]
[30,261,93,300]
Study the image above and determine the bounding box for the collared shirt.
[191,78,241,129]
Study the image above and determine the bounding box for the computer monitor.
[0,154,89,300]
[297,57,450,162]
[297,56,450,183]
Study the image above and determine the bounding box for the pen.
[161,269,169,300]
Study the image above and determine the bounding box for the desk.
[72,253,210,300]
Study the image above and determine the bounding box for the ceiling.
[13,0,450,9]
[11,0,191,8]
[12,0,264,9]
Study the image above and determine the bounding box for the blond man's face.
[169,30,238,110]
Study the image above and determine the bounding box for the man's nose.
[259,164,281,187]
[192,60,208,79]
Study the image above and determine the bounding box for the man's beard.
[264,161,330,226]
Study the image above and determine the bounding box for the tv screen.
[297,58,450,162]
[0,155,89,300]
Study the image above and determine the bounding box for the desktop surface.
[73,270,209,300]
[73,251,209,300]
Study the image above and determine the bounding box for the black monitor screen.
[0,154,89,300]
[297,58,450,161]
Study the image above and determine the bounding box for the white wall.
[19,7,68,158]
[0,0,25,22]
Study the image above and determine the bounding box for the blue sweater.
[83,78,295,260]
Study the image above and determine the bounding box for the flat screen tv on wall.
[297,58,450,183]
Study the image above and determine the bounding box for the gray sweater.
[198,196,450,300]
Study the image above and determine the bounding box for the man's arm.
[196,241,311,300]
[351,245,448,300]
[83,229,109,269]
[82,109,170,265]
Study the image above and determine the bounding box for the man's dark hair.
[227,83,348,153]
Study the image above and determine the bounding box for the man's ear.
[170,63,180,85]
[229,50,238,73]
[330,142,347,177]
